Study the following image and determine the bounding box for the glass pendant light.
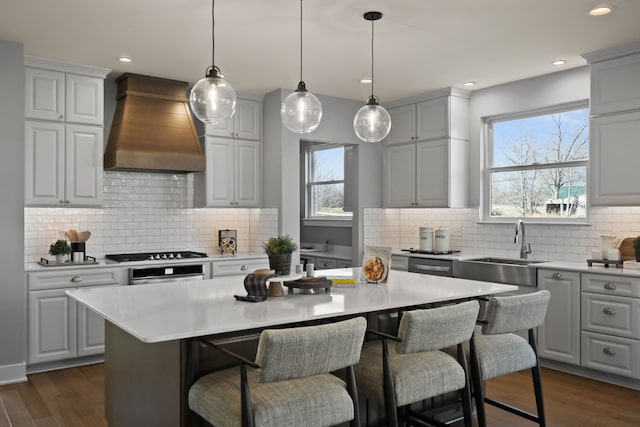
[189,0,237,124]
[353,11,391,143]
[281,0,322,133]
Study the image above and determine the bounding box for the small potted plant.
[633,236,640,262]
[49,239,71,264]
[262,235,297,276]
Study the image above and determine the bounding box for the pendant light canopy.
[281,0,322,134]
[353,11,391,143]
[189,0,237,124]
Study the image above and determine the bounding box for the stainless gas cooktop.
[105,251,207,263]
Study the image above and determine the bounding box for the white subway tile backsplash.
[25,171,278,263]
[364,206,640,263]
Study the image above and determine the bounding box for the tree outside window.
[485,103,589,220]
[307,145,351,218]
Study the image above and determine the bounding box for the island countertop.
[66,268,517,344]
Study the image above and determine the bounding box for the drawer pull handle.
[603,347,616,356]
[240,264,248,271]
[604,282,617,291]
[552,272,564,280]
[603,306,615,315]
[70,275,82,283]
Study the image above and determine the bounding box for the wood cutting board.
[618,237,636,261]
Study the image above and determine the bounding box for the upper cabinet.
[24,57,110,207]
[385,90,469,145]
[382,88,469,208]
[583,43,640,206]
[205,98,262,140]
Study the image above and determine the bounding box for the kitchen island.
[67,268,517,427]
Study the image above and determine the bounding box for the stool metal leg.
[529,329,546,427]
[469,334,487,427]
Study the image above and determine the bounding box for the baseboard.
[0,362,27,385]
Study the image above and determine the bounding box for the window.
[484,102,589,221]
[306,144,352,218]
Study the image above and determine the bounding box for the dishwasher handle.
[412,264,451,273]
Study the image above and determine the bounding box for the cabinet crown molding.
[582,41,640,64]
[386,87,470,109]
[25,56,111,78]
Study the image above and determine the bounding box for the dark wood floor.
[1,364,639,426]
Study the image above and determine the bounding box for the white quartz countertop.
[66,268,517,344]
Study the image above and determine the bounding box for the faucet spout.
[515,220,532,259]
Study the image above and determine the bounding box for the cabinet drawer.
[212,258,269,277]
[28,267,123,291]
[581,273,640,298]
[336,259,352,269]
[582,293,640,339]
[581,331,640,379]
[315,257,337,270]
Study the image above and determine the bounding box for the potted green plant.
[262,235,297,276]
[49,239,71,264]
[633,236,640,262]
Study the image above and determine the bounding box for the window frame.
[481,100,590,224]
[305,143,352,221]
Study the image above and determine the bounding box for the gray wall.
[467,66,590,207]
[0,41,26,384]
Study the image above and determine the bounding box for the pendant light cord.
[211,0,215,68]
[370,16,375,98]
[299,0,303,82]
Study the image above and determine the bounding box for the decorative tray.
[586,259,623,268]
[37,256,98,267]
[283,276,332,294]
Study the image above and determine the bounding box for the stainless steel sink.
[452,257,547,287]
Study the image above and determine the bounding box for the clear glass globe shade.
[281,91,323,134]
[353,104,392,143]
[189,76,237,124]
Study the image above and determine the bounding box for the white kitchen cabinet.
[27,267,123,366]
[25,121,103,206]
[24,57,109,207]
[589,111,640,206]
[383,139,467,208]
[211,257,269,277]
[315,257,337,270]
[204,98,262,141]
[194,137,261,207]
[385,91,469,145]
[538,269,581,365]
[588,50,640,116]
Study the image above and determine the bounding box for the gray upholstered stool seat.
[473,328,536,379]
[189,316,366,427]
[190,368,354,427]
[354,300,480,427]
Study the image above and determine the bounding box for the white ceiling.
[2,0,640,103]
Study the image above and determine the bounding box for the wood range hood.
[104,73,205,173]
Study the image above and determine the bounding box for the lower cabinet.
[538,269,581,365]
[27,267,123,366]
[211,257,269,277]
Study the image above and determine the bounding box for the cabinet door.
[28,289,77,364]
[25,121,65,205]
[204,137,234,206]
[589,112,640,205]
[383,143,416,207]
[235,99,261,140]
[65,74,104,125]
[416,97,449,140]
[538,269,581,365]
[65,124,103,206]
[416,140,448,207]
[234,140,261,207]
[77,303,105,357]
[205,116,235,138]
[25,67,65,121]
[385,104,416,144]
[315,257,337,270]
[590,52,640,115]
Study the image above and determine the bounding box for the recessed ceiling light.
[118,56,133,63]
[552,59,567,66]
[360,78,373,84]
[589,6,613,16]
[463,81,476,87]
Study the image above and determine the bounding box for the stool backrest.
[255,316,367,383]
[396,300,480,354]
[482,290,551,335]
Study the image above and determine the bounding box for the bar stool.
[354,300,480,427]
[470,290,551,427]
[188,316,366,427]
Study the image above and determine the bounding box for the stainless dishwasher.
[408,257,453,277]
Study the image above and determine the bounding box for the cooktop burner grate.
[401,249,460,255]
[105,251,207,263]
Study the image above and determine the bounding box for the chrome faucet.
[515,220,532,259]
